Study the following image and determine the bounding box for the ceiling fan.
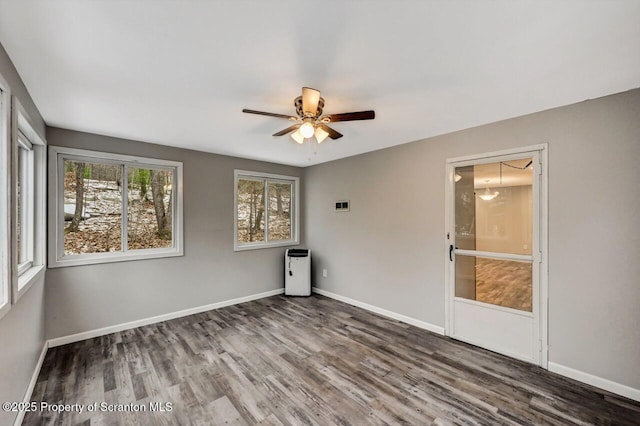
[242,87,375,144]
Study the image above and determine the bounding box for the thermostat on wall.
[335,200,350,212]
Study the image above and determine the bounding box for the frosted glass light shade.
[291,130,304,144]
[315,127,329,144]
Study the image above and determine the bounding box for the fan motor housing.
[294,96,325,118]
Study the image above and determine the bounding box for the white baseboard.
[14,340,49,426]
[48,288,285,348]
[312,288,640,402]
[312,287,445,335]
[35,287,640,405]
[548,362,640,402]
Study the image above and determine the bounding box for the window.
[234,170,299,250]
[49,147,183,267]
[12,98,46,302]
[0,74,10,319]
[17,134,35,273]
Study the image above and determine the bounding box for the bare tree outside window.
[267,182,291,241]
[52,147,183,267]
[67,161,85,233]
[237,179,265,243]
[236,174,296,248]
[63,161,178,254]
[63,160,122,254]
[127,167,173,249]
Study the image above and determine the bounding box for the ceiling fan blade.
[272,124,301,137]
[324,110,375,122]
[242,109,296,120]
[302,87,321,116]
[318,123,343,140]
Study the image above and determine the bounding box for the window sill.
[48,248,184,268]
[234,240,300,252]
[15,264,45,303]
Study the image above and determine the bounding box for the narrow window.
[12,97,47,302]
[17,134,35,273]
[0,75,10,318]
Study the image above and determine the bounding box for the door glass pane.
[456,158,533,255]
[237,179,265,244]
[64,160,122,255]
[267,182,292,241]
[454,254,476,300]
[127,167,174,250]
[456,255,532,312]
[454,166,476,250]
[454,157,534,312]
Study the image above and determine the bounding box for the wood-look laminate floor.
[24,294,639,425]
[475,258,532,312]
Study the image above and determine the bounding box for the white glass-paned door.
[447,151,544,365]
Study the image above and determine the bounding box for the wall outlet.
[322,269,327,278]
[335,200,350,212]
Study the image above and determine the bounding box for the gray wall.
[45,127,303,339]
[305,88,640,390]
[0,42,47,426]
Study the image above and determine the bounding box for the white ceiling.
[0,1,638,167]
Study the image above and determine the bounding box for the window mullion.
[121,164,128,253]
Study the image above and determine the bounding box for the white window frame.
[48,146,184,268]
[12,97,46,302]
[0,73,10,319]
[234,170,300,251]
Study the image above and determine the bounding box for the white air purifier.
[285,249,311,296]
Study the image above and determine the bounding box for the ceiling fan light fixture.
[300,121,315,138]
[243,87,375,151]
[315,127,329,144]
[291,130,305,144]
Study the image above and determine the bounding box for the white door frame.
[444,143,548,368]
